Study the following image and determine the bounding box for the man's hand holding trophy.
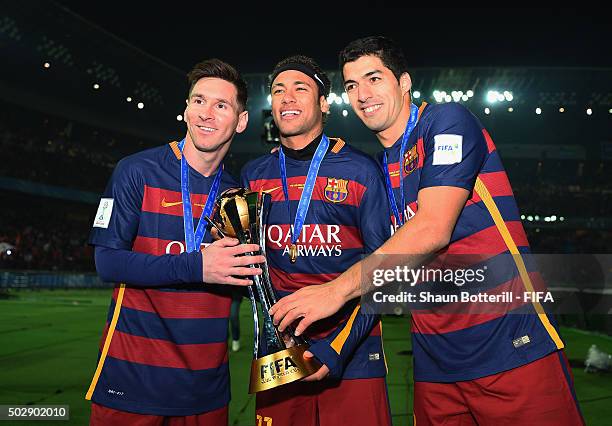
[206,188,321,393]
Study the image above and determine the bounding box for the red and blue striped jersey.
[242,138,391,379]
[380,102,564,382]
[87,142,238,415]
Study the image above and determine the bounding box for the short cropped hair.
[339,36,409,82]
[187,58,248,111]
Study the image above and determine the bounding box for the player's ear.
[399,73,412,96]
[319,95,330,114]
[236,110,249,134]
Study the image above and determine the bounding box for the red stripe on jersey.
[417,138,425,168]
[446,221,529,254]
[132,235,172,255]
[411,271,542,334]
[108,330,228,370]
[98,323,110,352]
[132,236,203,256]
[265,224,363,251]
[370,321,382,337]
[467,171,514,205]
[142,185,208,217]
[482,129,497,154]
[249,177,366,207]
[116,288,231,319]
[387,162,401,189]
[269,267,340,292]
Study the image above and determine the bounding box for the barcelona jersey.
[87,142,238,415]
[242,137,391,379]
[380,102,564,382]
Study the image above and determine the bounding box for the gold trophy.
[207,188,320,393]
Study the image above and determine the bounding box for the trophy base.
[249,344,321,393]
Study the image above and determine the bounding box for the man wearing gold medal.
[241,55,393,426]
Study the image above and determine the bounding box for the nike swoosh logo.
[261,186,282,194]
[161,198,205,208]
[261,184,305,194]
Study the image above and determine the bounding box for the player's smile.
[195,124,217,134]
[361,103,383,116]
[280,109,302,120]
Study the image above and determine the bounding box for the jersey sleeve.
[307,304,379,379]
[89,157,144,250]
[419,103,487,192]
[95,246,202,286]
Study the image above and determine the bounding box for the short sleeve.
[89,158,144,250]
[419,103,487,192]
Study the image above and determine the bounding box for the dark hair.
[339,36,409,82]
[187,58,248,111]
[269,55,331,98]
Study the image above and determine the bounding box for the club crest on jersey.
[403,145,419,175]
[324,178,349,203]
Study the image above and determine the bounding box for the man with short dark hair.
[86,58,265,425]
[241,54,392,426]
[271,37,585,425]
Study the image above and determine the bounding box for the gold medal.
[289,244,298,263]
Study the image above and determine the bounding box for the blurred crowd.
[0,104,610,273]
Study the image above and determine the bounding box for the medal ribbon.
[178,139,223,252]
[383,103,419,226]
[278,134,330,248]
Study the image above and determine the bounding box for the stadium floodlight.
[334,97,342,105]
[527,215,533,221]
[484,108,490,115]
[467,90,474,98]
[586,108,593,115]
[609,109,612,114]
[508,107,514,112]
[486,90,498,104]
[137,102,144,109]
[413,91,421,99]
[461,95,468,102]
[176,115,183,121]
[521,215,525,220]
[342,93,349,104]
[444,95,452,102]
[126,97,132,102]
[43,62,50,68]
[496,92,505,102]
[550,215,557,222]
[327,92,337,104]
[544,217,551,222]
[534,215,540,221]
[559,107,565,113]
[503,91,513,101]
[536,107,542,115]
[560,216,565,221]
[93,83,100,90]
[342,109,348,117]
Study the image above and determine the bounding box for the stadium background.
[1,3,610,425]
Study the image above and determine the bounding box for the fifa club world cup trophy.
[207,188,320,393]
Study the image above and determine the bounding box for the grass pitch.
[1,289,611,425]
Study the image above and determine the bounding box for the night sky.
[50,4,612,74]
